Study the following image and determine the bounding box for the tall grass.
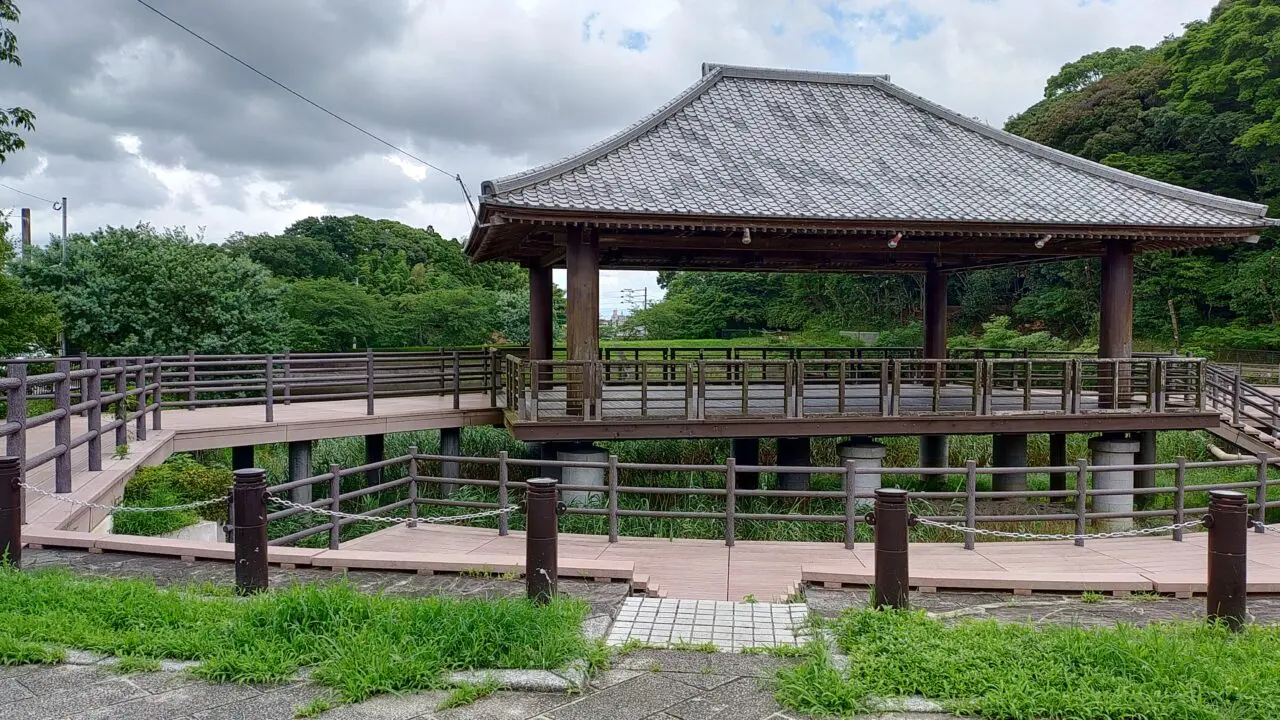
[0,568,591,704]
[776,609,1280,719]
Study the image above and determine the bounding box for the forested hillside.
[9,216,564,355]
[631,0,1280,351]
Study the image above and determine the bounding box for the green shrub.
[114,455,231,537]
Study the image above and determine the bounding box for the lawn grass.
[775,609,1280,719]
[0,568,591,704]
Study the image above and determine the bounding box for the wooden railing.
[505,356,1209,423]
[264,450,1279,550]
[1206,364,1280,437]
[2,350,506,494]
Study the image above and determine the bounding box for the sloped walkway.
[345,523,1280,601]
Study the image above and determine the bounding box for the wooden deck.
[18,395,501,531]
[345,522,1280,600]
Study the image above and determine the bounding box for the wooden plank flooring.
[346,522,1280,600]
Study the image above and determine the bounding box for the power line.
[0,182,58,208]
[130,0,477,218]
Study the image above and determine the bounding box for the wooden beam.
[564,227,600,364]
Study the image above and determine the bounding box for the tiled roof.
[480,64,1272,229]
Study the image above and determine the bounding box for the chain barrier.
[913,516,1205,542]
[267,495,517,525]
[19,481,229,514]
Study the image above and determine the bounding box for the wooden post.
[1049,434,1068,493]
[564,227,599,416]
[1256,453,1270,534]
[407,445,419,529]
[527,262,554,391]
[232,468,269,595]
[151,356,162,430]
[329,464,342,550]
[87,359,102,472]
[186,350,196,409]
[134,358,147,442]
[452,351,461,410]
[366,349,375,416]
[607,454,619,543]
[1074,458,1088,547]
[497,450,509,536]
[725,457,736,548]
[264,354,274,423]
[525,477,560,605]
[1206,490,1248,631]
[1174,456,1187,542]
[1099,239,1134,408]
[77,352,88,416]
[0,456,21,567]
[54,359,71,493]
[114,360,127,449]
[872,488,910,610]
[964,460,977,551]
[282,349,291,405]
[843,459,856,550]
[5,364,25,486]
[924,263,947,362]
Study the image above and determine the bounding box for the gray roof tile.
[481,64,1271,229]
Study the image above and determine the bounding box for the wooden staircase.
[1205,364,1280,459]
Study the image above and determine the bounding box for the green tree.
[0,0,34,163]
[0,225,58,353]
[14,225,285,355]
[280,279,384,351]
[395,289,502,347]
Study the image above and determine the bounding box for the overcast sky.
[0,0,1220,312]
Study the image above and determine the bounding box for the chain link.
[913,516,1205,541]
[266,495,517,525]
[19,481,229,514]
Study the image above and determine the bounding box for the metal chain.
[267,495,517,525]
[914,516,1205,541]
[19,481,228,514]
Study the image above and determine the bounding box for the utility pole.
[57,196,68,356]
[620,287,649,312]
[20,208,30,258]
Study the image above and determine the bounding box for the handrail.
[261,449,1279,551]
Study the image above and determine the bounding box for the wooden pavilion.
[466,64,1275,451]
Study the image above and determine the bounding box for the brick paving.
[606,598,808,651]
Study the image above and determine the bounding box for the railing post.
[498,450,510,536]
[489,348,499,408]
[890,360,902,416]
[0,456,21,567]
[452,351,461,410]
[1232,373,1242,424]
[232,468,268,595]
[4,364,25,486]
[77,352,88,417]
[843,460,856,550]
[407,445,419,529]
[1174,456,1187,542]
[964,460,977,551]
[329,464,342,550]
[87,359,102,472]
[724,457,736,548]
[1074,459,1088,547]
[151,356,163,430]
[607,454,619,543]
[54,359,71,493]
[114,360,127,449]
[134,358,147,442]
[871,488,910,610]
[366,349,376,416]
[264,354,274,423]
[282,349,292,405]
[1206,489,1248,632]
[186,350,196,409]
[525,477,559,605]
[1255,453,1269,534]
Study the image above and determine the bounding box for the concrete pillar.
[1134,430,1157,510]
[776,437,811,491]
[288,440,312,504]
[440,427,461,496]
[992,434,1028,493]
[1048,433,1068,493]
[231,445,254,471]
[732,438,760,490]
[366,433,385,487]
[1088,433,1141,531]
[838,437,887,509]
[557,444,607,506]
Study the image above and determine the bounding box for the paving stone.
[191,683,330,720]
[0,676,35,703]
[0,676,148,720]
[74,681,263,720]
[663,676,781,719]
[547,673,698,720]
[616,650,792,678]
[318,689,448,719]
[668,672,738,691]
[434,690,573,720]
[16,663,118,696]
[589,668,643,690]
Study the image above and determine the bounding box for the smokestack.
[20,208,31,258]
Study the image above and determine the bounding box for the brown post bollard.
[232,468,269,595]
[0,456,21,567]
[870,487,911,610]
[525,477,560,605]
[1206,489,1248,631]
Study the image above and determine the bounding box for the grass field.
[0,568,597,705]
[776,609,1280,719]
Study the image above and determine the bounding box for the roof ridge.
[703,62,890,85]
[865,77,1268,218]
